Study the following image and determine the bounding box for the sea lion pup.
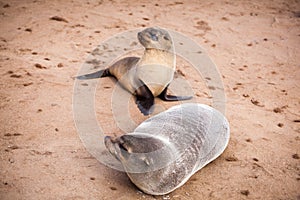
[105,103,230,195]
[77,27,192,115]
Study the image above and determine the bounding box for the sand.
[0,0,299,199]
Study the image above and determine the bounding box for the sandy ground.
[0,0,299,199]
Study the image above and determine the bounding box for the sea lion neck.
[139,48,175,67]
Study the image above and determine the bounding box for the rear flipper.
[76,69,111,80]
[158,85,192,101]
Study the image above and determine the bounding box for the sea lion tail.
[76,69,111,80]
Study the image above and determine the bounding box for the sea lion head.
[105,133,176,173]
[137,27,173,51]
[105,133,182,195]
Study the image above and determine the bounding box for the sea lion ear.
[163,35,170,41]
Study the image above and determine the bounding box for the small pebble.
[10,74,22,78]
[162,195,170,200]
[273,107,283,113]
[277,123,284,127]
[8,145,19,150]
[109,186,117,190]
[23,82,33,86]
[34,63,47,69]
[225,156,238,162]
[241,190,250,196]
[292,154,299,159]
[50,16,69,23]
[246,138,252,143]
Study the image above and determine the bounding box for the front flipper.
[158,85,193,101]
[76,69,112,80]
[135,82,154,116]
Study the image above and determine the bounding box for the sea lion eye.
[118,141,132,153]
[119,143,128,152]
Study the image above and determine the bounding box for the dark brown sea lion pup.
[77,27,192,115]
[104,103,230,195]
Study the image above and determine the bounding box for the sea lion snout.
[105,135,133,162]
[104,136,119,160]
[138,30,158,41]
[105,133,180,175]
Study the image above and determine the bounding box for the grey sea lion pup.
[77,27,192,115]
[105,103,230,195]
